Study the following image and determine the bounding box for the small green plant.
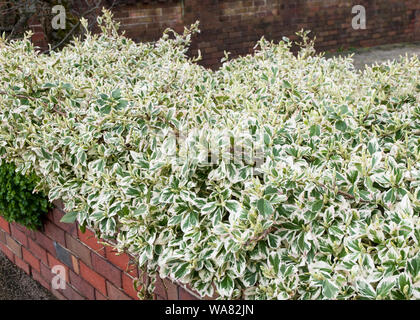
[0,162,50,230]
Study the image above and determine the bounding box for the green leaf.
[219,275,234,297]
[282,80,292,88]
[398,273,412,297]
[335,120,347,132]
[297,232,306,252]
[181,211,199,232]
[201,202,217,215]
[174,262,190,279]
[33,107,43,117]
[407,255,420,277]
[309,124,321,137]
[225,200,241,214]
[90,211,105,221]
[256,198,274,218]
[243,269,257,286]
[322,279,339,299]
[99,104,112,115]
[311,200,323,212]
[384,188,396,205]
[367,138,379,155]
[42,83,56,89]
[267,233,280,248]
[269,253,280,274]
[356,280,376,299]
[376,278,395,299]
[111,88,122,99]
[126,187,143,197]
[60,211,78,224]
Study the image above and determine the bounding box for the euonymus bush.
[0,162,49,230]
[0,10,420,299]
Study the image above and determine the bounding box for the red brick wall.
[0,204,199,300]
[415,7,420,41]
[28,0,420,68]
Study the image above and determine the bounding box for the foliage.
[0,162,49,230]
[0,10,419,299]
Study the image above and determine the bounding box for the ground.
[326,42,420,70]
[0,251,55,300]
[0,41,420,300]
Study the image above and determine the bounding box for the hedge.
[0,10,420,299]
[0,162,49,230]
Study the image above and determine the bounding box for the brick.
[14,255,30,274]
[79,261,107,296]
[106,281,132,300]
[71,256,80,274]
[0,216,10,234]
[65,233,92,267]
[11,222,26,233]
[32,270,51,291]
[69,270,95,300]
[5,234,22,258]
[51,289,66,300]
[105,246,129,270]
[164,278,179,300]
[35,231,56,255]
[43,220,65,245]
[40,262,54,284]
[0,230,5,244]
[23,247,40,272]
[178,287,199,300]
[95,289,108,300]
[155,293,165,300]
[0,242,14,262]
[155,276,178,300]
[105,246,137,277]
[91,253,122,288]
[60,284,85,300]
[23,228,37,240]
[52,199,64,210]
[45,208,54,222]
[31,32,45,43]
[51,208,77,236]
[28,237,48,264]
[47,252,70,282]
[54,242,73,269]
[122,273,140,300]
[77,228,105,256]
[10,224,28,247]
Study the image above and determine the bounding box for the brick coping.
[0,206,200,300]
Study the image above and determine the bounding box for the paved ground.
[0,251,55,300]
[326,42,420,70]
[0,42,420,301]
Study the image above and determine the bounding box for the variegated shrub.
[0,11,420,299]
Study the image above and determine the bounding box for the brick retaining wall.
[28,0,420,68]
[0,203,200,300]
